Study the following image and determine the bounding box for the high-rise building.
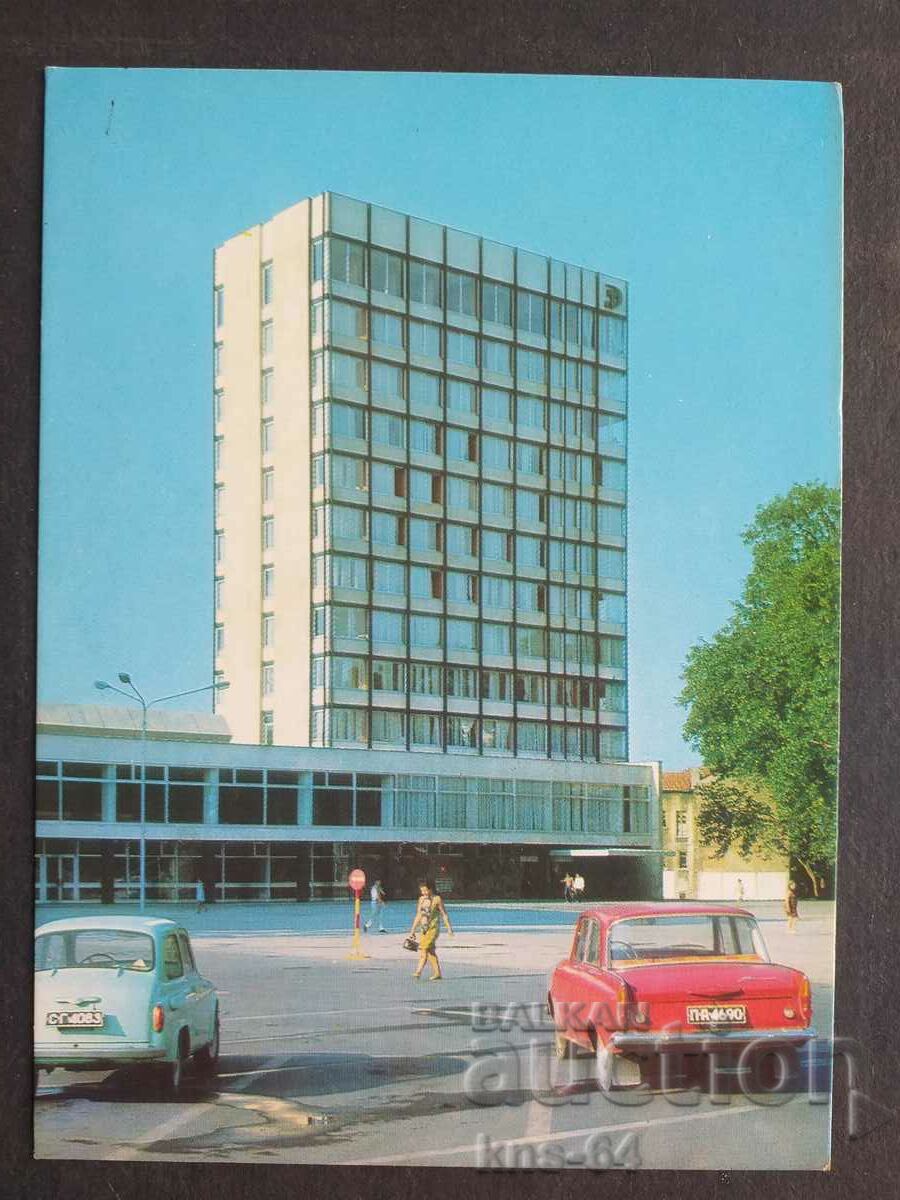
[212,192,629,763]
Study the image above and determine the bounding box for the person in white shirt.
[364,880,387,932]
[573,873,585,898]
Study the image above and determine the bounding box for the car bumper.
[609,1027,818,1052]
[34,1042,167,1069]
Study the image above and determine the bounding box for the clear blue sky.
[38,70,842,768]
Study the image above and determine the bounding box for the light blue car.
[34,915,219,1095]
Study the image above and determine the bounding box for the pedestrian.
[573,872,585,900]
[563,873,575,902]
[784,881,800,932]
[364,879,387,932]
[409,879,453,981]
[736,878,745,903]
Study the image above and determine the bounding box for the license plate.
[45,1010,105,1028]
[686,1004,747,1026]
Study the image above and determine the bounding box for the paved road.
[34,903,834,1169]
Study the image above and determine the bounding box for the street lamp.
[94,675,229,911]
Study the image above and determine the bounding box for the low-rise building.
[36,705,663,904]
[661,768,788,901]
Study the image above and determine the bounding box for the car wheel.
[195,1008,219,1073]
[159,1031,189,1097]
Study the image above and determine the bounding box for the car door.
[177,930,214,1046]
[160,931,196,1049]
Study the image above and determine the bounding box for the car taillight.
[616,982,631,1027]
[152,1004,165,1033]
[798,975,812,1023]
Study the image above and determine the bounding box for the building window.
[370,248,404,297]
[372,610,405,644]
[371,361,404,401]
[214,624,225,653]
[482,387,512,425]
[410,614,441,648]
[214,483,224,522]
[447,330,477,367]
[311,238,324,282]
[262,516,275,549]
[447,270,477,317]
[517,290,546,337]
[482,281,512,326]
[675,810,688,840]
[261,261,274,306]
[331,237,366,287]
[214,389,224,424]
[517,348,547,385]
[410,419,440,456]
[262,613,274,648]
[371,309,404,348]
[333,402,368,440]
[409,370,442,409]
[447,716,478,750]
[409,260,441,307]
[214,285,225,328]
[482,574,512,607]
[482,339,512,377]
[517,721,548,754]
[261,711,274,745]
[214,577,224,610]
[369,412,404,450]
[446,667,478,698]
[409,319,441,358]
[482,623,511,656]
[261,369,274,406]
[410,713,442,748]
[371,660,406,692]
[214,342,223,377]
[483,719,512,752]
[262,467,274,502]
[261,418,274,454]
[447,619,477,652]
[215,531,225,564]
[678,851,688,870]
[482,435,512,471]
[263,565,275,599]
[371,711,406,746]
[261,319,274,356]
[410,664,442,697]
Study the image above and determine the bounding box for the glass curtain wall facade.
[214,194,629,761]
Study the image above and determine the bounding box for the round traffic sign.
[348,868,366,893]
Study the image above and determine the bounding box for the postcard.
[34,68,841,1169]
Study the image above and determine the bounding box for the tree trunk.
[797,858,819,896]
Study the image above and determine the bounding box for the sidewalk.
[35,898,835,938]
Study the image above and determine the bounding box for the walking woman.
[409,879,453,981]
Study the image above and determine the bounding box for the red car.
[548,903,815,1090]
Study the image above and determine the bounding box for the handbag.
[403,935,419,952]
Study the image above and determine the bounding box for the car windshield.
[607,914,768,965]
[35,929,156,972]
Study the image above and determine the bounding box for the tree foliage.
[680,483,840,888]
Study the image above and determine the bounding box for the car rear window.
[35,929,156,972]
[608,915,768,965]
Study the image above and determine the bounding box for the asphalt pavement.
[34,901,835,1169]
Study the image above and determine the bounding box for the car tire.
[195,1008,220,1074]
[158,1030,190,1097]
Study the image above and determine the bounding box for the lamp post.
[94,674,229,911]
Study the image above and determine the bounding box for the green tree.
[680,483,840,893]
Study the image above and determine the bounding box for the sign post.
[347,867,368,960]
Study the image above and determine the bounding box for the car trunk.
[34,968,155,1046]
[618,960,804,1031]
